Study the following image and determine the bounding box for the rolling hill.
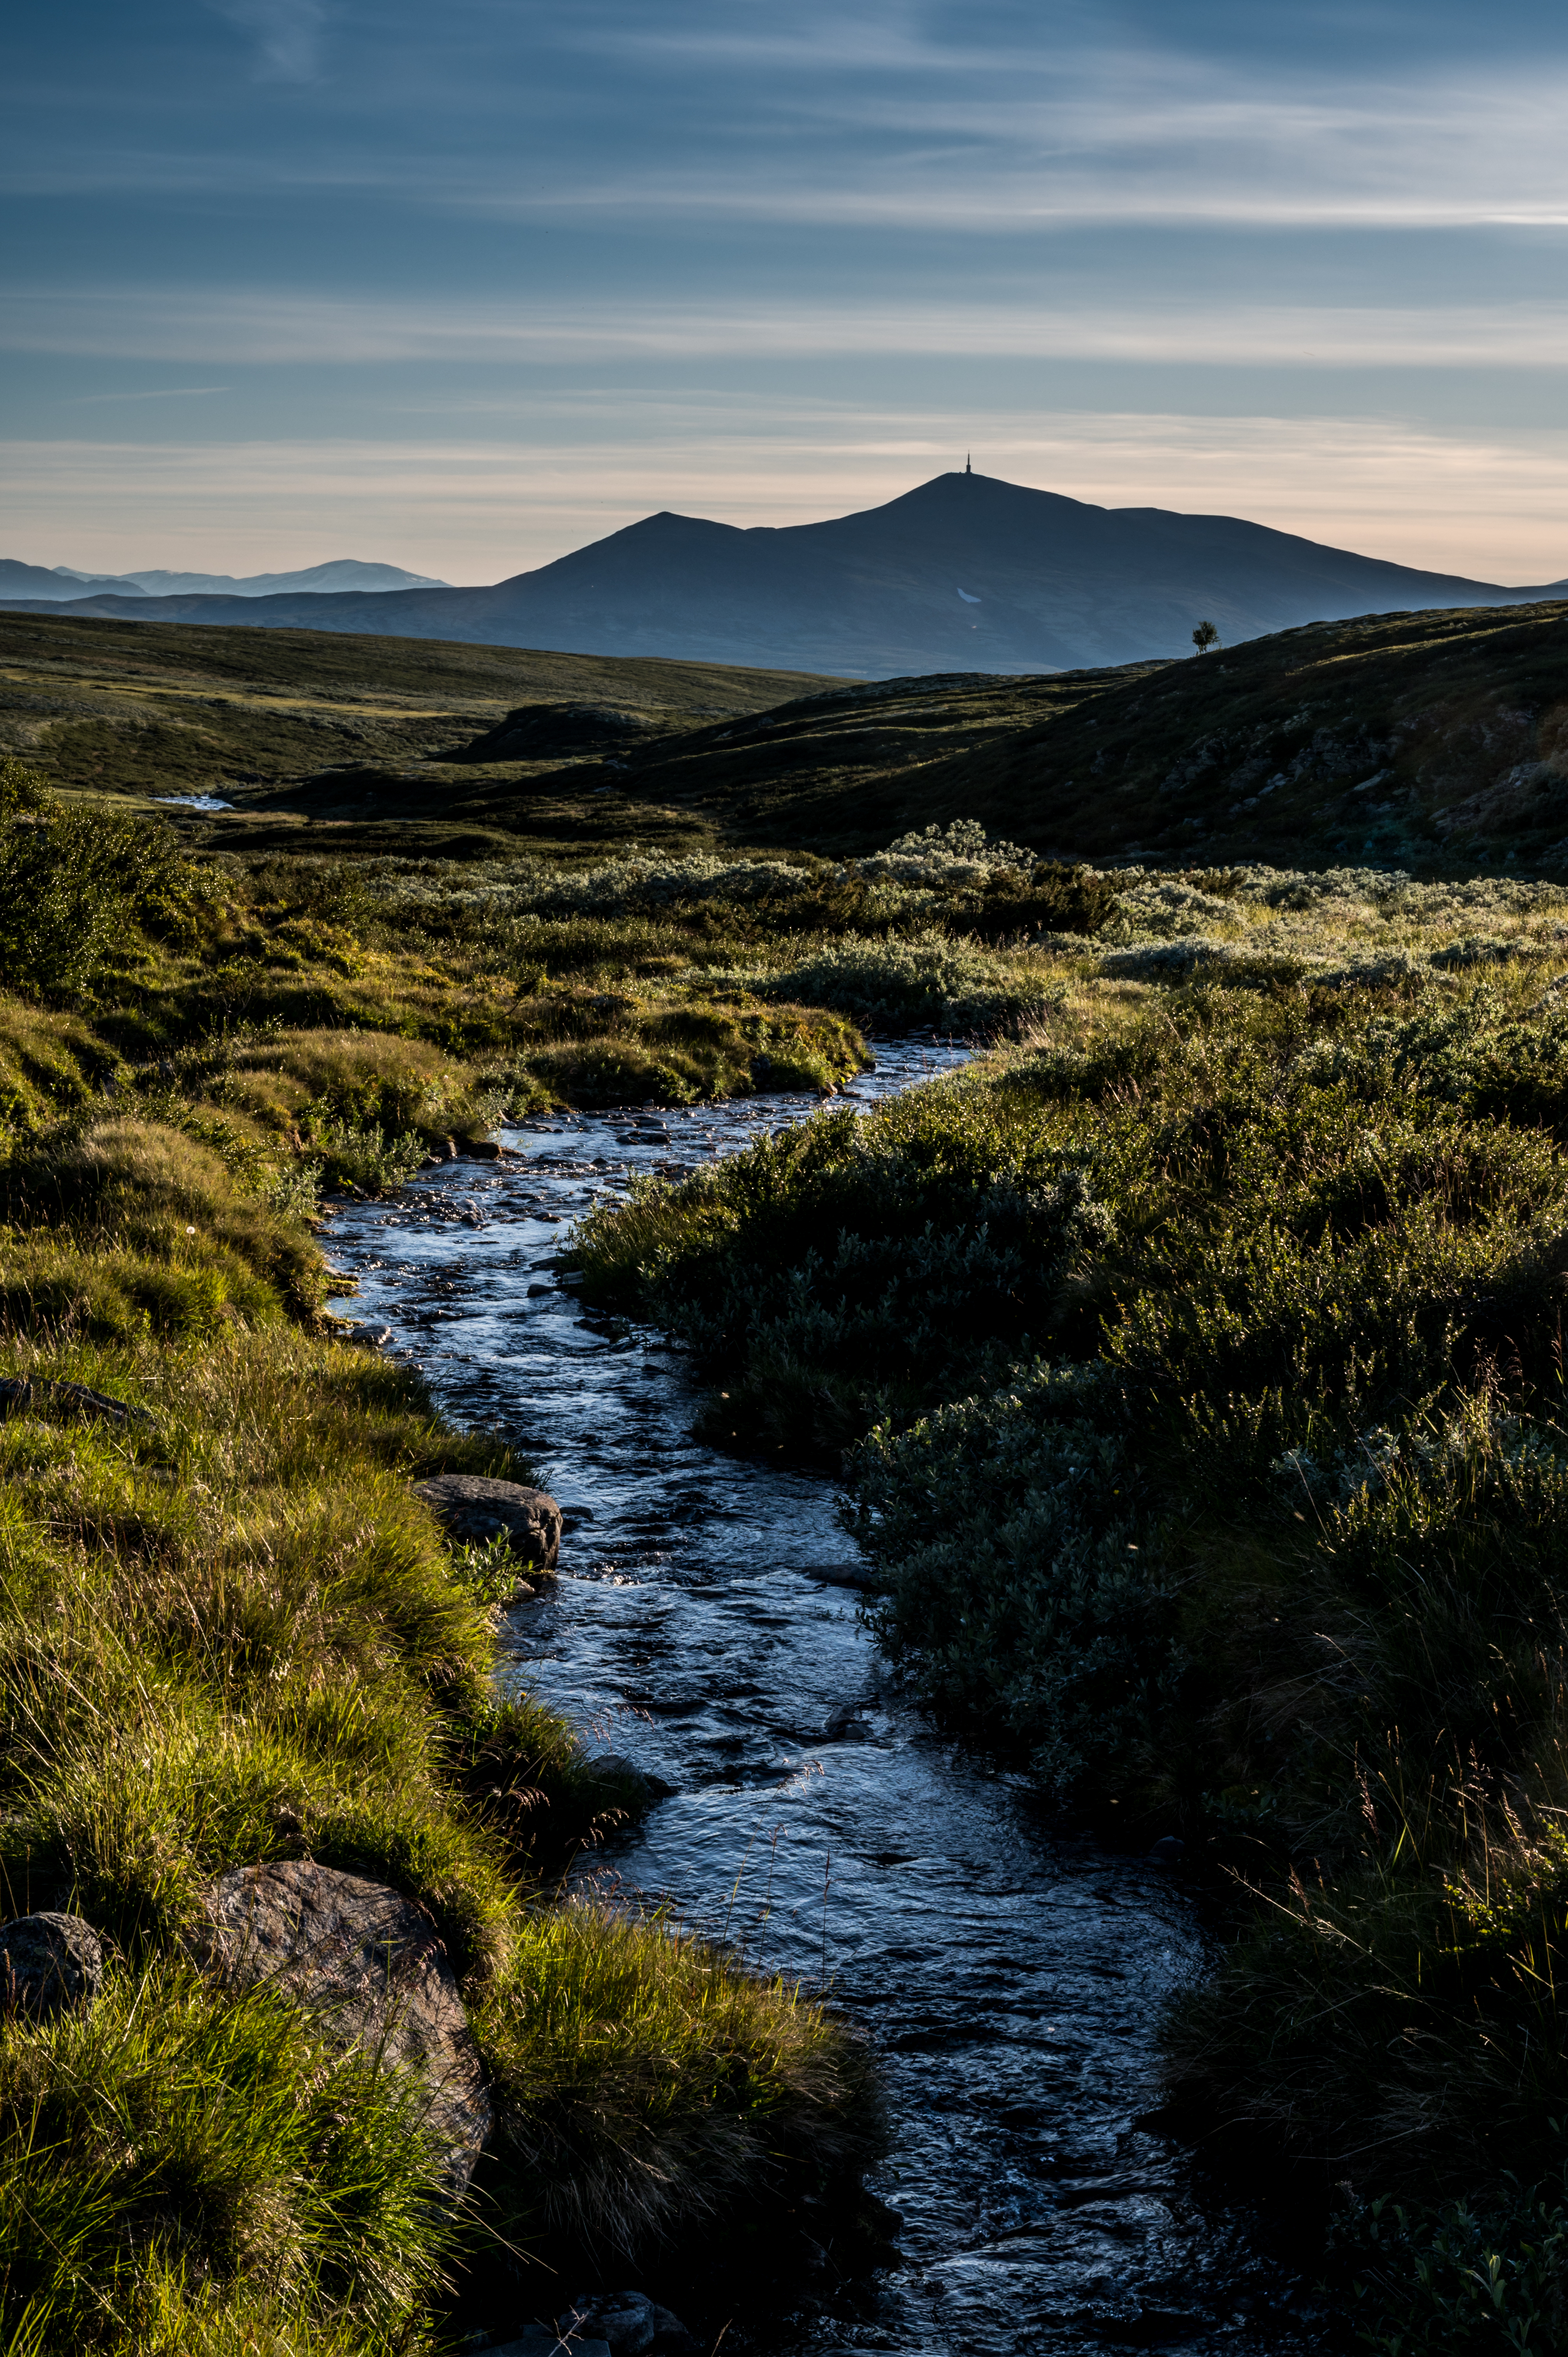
[596,599,1568,873]
[4,471,1561,675]
[13,596,1568,879]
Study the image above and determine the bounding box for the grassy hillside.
[0,610,843,864]
[28,596,1568,885]
[14,600,1568,883]
[604,601,1568,873]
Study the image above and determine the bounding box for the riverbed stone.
[193,1860,492,2193]
[0,1911,103,2018]
[412,1474,562,1569]
[335,1320,395,1349]
[564,2293,696,2356]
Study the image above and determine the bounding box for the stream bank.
[325,1042,1334,2357]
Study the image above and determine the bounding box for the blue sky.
[7,0,1568,581]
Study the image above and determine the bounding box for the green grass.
[474,1898,880,2263]
[571,866,1568,2337]
[0,1961,447,2353]
[0,1282,881,2348]
[0,778,888,2350]
[17,615,1568,2343]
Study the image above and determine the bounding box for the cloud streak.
[10,21,1568,231]
[7,285,1568,370]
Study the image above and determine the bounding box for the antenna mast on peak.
[965,453,971,475]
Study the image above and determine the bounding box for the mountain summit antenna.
[965,453,972,474]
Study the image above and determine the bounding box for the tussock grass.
[0,1121,320,1316]
[475,1895,881,2263]
[0,783,888,2350]
[0,1960,448,2352]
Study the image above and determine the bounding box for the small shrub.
[754,929,1052,1033]
[0,784,198,1002]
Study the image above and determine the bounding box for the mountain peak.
[2,474,1552,674]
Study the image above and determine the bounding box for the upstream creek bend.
[323,1042,1328,2357]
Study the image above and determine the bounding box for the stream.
[323,1042,1331,2357]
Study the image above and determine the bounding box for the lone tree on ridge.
[1192,620,1220,654]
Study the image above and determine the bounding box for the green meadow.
[7,594,1568,2348]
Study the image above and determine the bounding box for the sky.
[7,0,1568,585]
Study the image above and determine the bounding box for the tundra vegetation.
[8,593,1568,2350]
[0,751,889,2355]
[577,852,1568,2353]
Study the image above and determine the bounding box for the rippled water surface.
[325,1043,1329,2357]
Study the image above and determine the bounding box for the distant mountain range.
[4,473,1564,673]
[0,558,445,601]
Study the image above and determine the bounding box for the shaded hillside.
[19,598,1568,880]
[5,472,1559,675]
[603,600,1568,872]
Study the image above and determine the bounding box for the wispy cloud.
[207,0,327,85]
[67,385,231,403]
[7,285,1568,370]
[9,22,1568,229]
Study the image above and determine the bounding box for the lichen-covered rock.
[413,1474,563,1570]
[0,1912,103,2017]
[195,1861,492,2193]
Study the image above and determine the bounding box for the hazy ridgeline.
[8,698,1568,2348]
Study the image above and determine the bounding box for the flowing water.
[324,1043,1331,2357]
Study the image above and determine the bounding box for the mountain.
[106,560,448,596]
[2,472,1560,674]
[0,558,142,601]
[4,558,444,601]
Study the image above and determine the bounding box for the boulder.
[413,1475,562,1570]
[0,1912,103,2018]
[335,1321,395,1349]
[194,1860,492,2193]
